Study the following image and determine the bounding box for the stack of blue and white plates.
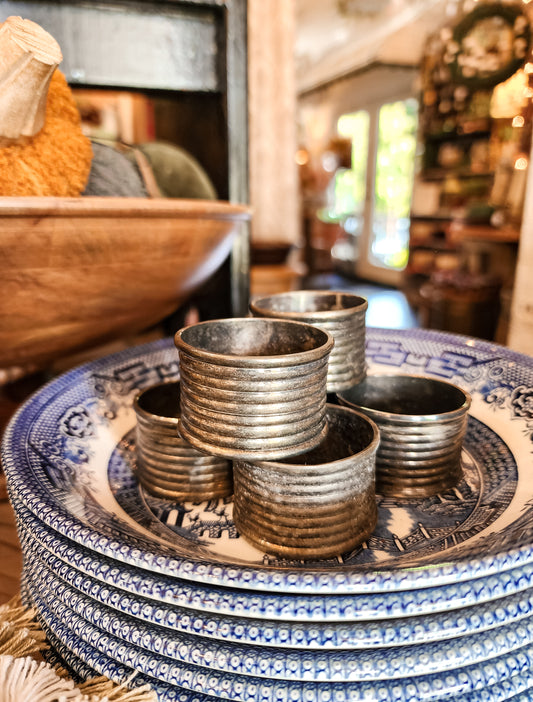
[3,327,533,702]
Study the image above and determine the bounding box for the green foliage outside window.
[333,98,418,270]
[375,98,418,218]
[336,110,370,217]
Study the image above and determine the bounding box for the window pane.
[371,98,418,270]
[335,110,369,218]
[330,111,370,266]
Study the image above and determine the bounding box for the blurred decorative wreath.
[444,3,531,88]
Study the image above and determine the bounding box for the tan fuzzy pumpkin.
[0,16,93,196]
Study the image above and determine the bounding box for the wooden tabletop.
[0,489,23,605]
[0,376,41,606]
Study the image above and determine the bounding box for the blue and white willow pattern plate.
[21,552,533,683]
[20,574,210,702]
[16,509,533,648]
[3,328,533,595]
[31,576,533,702]
[41,624,533,702]
[41,622,210,702]
[22,567,533,702]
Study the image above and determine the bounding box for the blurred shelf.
[410,214,453,222]
[449,222,521,244]
[420,169,494,182]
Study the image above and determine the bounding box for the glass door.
[334,96,418,285]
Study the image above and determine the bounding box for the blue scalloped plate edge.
[3,328,533,596]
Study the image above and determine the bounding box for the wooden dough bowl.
[0,197,250,370]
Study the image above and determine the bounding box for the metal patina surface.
[233,404,379,560]
[175,317,334,461]
[250,290,368,392]
[338,373,471,498]
[133,380,232,501]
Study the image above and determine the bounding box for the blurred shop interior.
[292,0,533,346]
[2,0,533,365]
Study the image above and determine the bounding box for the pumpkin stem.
[0,16,62,145]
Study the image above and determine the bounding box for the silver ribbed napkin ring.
[232,404,379,560]
[133,380,232,501]
[337,373,471,498]
[250,290,367,392]
[174,317,334,461]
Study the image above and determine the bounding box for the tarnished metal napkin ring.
[133,380,232,501]
[175,317,334,461]
[337,373,471,498]
[250,290,367,392]
[232,404,379,560]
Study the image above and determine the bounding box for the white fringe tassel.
[0,597,157,701]
[0,655,79,701]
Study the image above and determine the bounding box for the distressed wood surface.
[0,196,250,371]
[0,491,22,606]
[0,382,29,605]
